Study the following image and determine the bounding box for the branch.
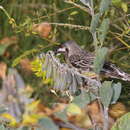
[48,22,89,31]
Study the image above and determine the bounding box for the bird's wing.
[69,53,93,70]
[102,62,130,81]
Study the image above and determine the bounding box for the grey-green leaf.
[98,18,110,44]
[99,81,113,107]
[38,117,59,130]
[111,112,130,130]
[73,92,96,108]
[66,70,73,90]
[43,54,49,71]
[46,57,53,79]
[0,44,9,56]
[59,70,66,91]
[99,0,111,14]
[17,126,32,130]
[53,68,61,90]
[69,74,77,94]
[0,125,5,130]
[54,109,68,122]
[93,47,108,74]
[90,13,100,33]
[111,82,122,104]
[75,74,83,87]
[0,106,8,114]
[80,0,92,8]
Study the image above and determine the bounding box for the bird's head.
[55,40,81,56]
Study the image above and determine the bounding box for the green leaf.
[54,110,68,122]
[93,47,108,74]
[98,18,110,45]
[12,48,37,67]
[67,103,82,115]
[73,92,96,108]
[0,44,9,55]
[111,112,130,130]
[46,57,53,79]
[59,70,67,91]
[111,82,122,104]
[121,2,128,12]
[38,117,59,130]
[90,13,100,33]
[80,0,92,8]
[112,0,121,6]
[17,126,31,130]
[69,74,77,94]
[53,67,62,90]
[99,81,113,107]
[0,106,7,114]
[0,125,5,130]
[70,11,78,16]
[99,0,111,14]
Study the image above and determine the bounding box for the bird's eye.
[65,48,69,52]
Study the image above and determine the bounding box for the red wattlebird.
[56,40,130,81]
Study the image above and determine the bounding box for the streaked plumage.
[56,40,130,81]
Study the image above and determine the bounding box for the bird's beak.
[54,47,66,55]
[57,48,66,53]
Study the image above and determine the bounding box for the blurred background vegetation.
[0,0,130,129]
[0,0,130,105]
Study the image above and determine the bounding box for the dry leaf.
[60,128,72,130]
[86,100,115,129]
[22,113,43,125]
[0,62,7,79]
[0,36,18,45]
[3,51,10,58]
[37,103,53,116]
[24,85,34,94]
[109,102,127,119]
[52,103,67,113]
[20,58,32,73]
[1,113,18,127]
[33,22,52,38]
[68,110,92,128]
[86,100,103,125]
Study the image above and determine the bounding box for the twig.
[33,7,75,21]
[110,32,130,49]
[0,6,11,19]
[12,41,59,67]
[56,121,86,130]
[64,0,91,15]
[48,22,89,30]
[115,36,130,48]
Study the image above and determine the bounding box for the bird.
[55,40,130,81]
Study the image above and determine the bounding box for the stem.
[89,0,98,51]
[93,32,98,51]
[64,0,91,15]
[48,22,89,30]
[103,107,109,130]
[0,5,17,28]
[33,7,75,21]
[97,98,109,130]
[0,6,11,19]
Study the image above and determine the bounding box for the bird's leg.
[65,56,74,68]
[65,91,74,102]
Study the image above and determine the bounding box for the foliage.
[111,112,130,130]
[93,47,108,74]
[0,0,130,129]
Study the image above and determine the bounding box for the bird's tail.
[102,62,130,81]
